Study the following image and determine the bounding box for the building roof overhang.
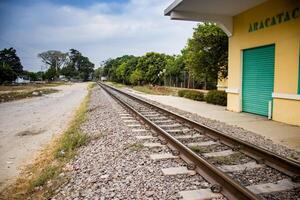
[164,0,267,37]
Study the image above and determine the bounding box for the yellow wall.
[217,78,228,91]
[227,0,300,125]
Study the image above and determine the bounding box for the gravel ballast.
[52,86,221,199]
[122,89,300,162]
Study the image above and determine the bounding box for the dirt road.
[0,82,88,190]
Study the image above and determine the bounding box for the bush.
[178,89,188,97]
[178,90,205,101]
[205,90,227,106]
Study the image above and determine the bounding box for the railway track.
[99,82,300,200]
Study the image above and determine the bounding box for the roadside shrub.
[178,90,204,101]
[178,89,189,97]
[30,165,59,189]
[205,90,227,106]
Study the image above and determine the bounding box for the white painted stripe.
[272,93,300,100]
[225,88,239,94]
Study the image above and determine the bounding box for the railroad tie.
[119,113,130,116]
[161,166,196,176]
[202,150,236,158]
[135,135,155,139]
[123,120,137,123]
[219,161,263,172]
[143,143,164,148]
[144,114,161,117]
[174,134,203,139]
[167,129,190,134]
[178,189,223,200]
[152,120,173,124]
[187,141,217,147]
[132,129,147,132]
[246,179,300,194]
[121,116,134,119]
[159,124,182,128]
[149,153,179,160]
[127,124,142,127]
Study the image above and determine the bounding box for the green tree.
[136,52,169,85]
[165,55,186,86]
[129,68,142,85]
[38,50,67,79]
[93,67,102,80]
[22,70,38,81]
[65,49,94,81]
[0,62,15,84]
[0,47,23,83]
[184,23,228,89]
[44,67,57,81]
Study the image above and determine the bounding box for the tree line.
[0,48,94,84]
[96,23,228,89]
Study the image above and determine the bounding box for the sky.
[0,0,196,72]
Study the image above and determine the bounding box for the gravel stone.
[124,90,300,162]
[52,86,217,199]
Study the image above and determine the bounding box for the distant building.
[101,76,107,81]
[58,75,68,81]
[15,76,30,84]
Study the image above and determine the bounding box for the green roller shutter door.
[242,44,275,116]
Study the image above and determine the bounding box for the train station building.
[165,0,300,126]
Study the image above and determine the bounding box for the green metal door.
[242,44,275,116]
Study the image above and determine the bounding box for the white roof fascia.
[164,0,183,16]
[170,11,233,36]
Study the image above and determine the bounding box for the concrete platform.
[127,90,300,150]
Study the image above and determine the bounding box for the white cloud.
[0,0,196,71]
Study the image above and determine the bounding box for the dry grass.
[132,85,177,96]
[208,153,246,165]
[106,81,125,88]
[127,142,144,151]
[0,82,95,200]
[0,82,71,92]
[0,88,59,103]
[189,145,210,154]
[0,82,72,103]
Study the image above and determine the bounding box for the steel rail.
[99,82,261,200]
[100,82,300,180]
